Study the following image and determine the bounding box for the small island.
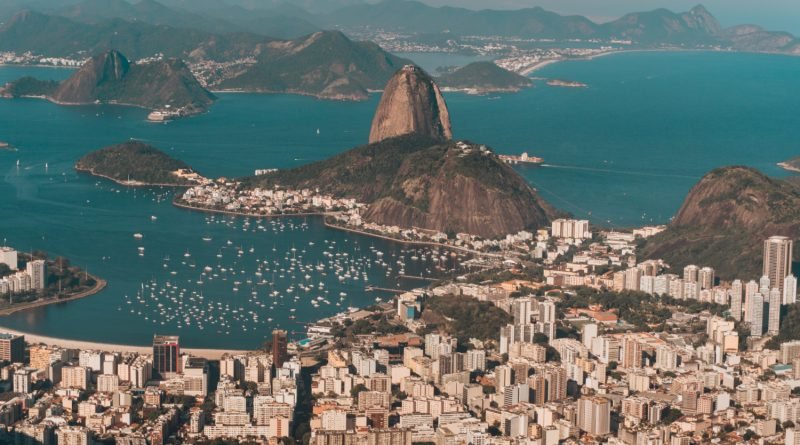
[778,157,800,173]
[0,247,106,316]
[0,50,215,119]
[75,141,208,187]
[438,61,533,94]
[547,79,588,88]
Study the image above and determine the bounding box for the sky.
[418,0,800,34]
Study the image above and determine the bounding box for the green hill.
[438,62,532,93]
[640,166,800,279]
[245,134,553,238]
[76,141,202,186]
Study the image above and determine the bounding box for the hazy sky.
[419,0,800,34]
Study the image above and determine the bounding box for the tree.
[661,408,683,424]
[532,333,549,344]
[350,384,367,398]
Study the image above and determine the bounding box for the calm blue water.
[0,51,799,347]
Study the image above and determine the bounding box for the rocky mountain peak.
[369,65,452,144]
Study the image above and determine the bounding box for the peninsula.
[778,156,800,173]
[0,248,105,315]
[1,50,215,118]
[186,65,555,240]
[75,141,208,187]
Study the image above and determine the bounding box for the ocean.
[0,50,798,348]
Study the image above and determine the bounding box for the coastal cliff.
[641,166,800,278]
[369,65,451,144]
[1,50,215,115]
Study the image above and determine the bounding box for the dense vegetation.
[244,134,442,201]
[641,167,800,279]
[438,62,532,92]
[244,134,552,238]
[766,303,800,349]
[557,287,729,331]
[76,141,198,185]
[0,76,59,97]
[423,294,513,345]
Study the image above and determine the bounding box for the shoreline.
[0,325,250,360]
[778,162,800,173]
[75,166,198,188]
[0,275,107,316]
[519,48,719,77]
[323,220,502,258]
[5,94,209,120]
[172,199,338,219]
[173,199,501,258]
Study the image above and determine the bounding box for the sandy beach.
[0,326,252,360]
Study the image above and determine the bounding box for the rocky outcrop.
[360,141,552,237]
[641,166,800,278]
[369,65,452,144]
[53,49,130,103]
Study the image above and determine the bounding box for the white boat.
[133,233,144,239]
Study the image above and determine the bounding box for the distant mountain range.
[1,1,799,57]
[217,31,411,100]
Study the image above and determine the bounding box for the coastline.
[0,325,250,360]
[323,220,502,258]
[778,161,800,173]
[519,48,711,77]
[173,199,501,258]
[0,275,107,316]
[172,199,338,219]
[4,94,208,119]
[75,165,197,188]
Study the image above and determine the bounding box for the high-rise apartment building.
[272,329,288,369]
[577,396,611,436]
[0,333,24,363]
[764,236,793,293]
[153,335,180,379]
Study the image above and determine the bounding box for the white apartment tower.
[768,288,782,335]
[750,293,764,337]
[784,275,798,305]
[730,280,743,321]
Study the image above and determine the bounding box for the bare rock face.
[369,65,452,144]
